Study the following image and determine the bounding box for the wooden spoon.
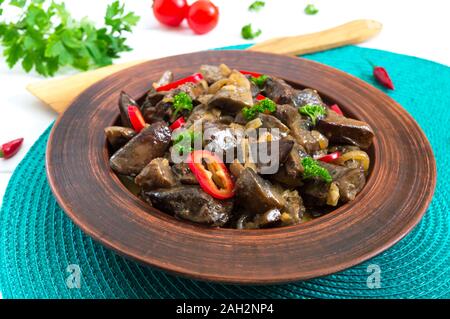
[27,19,382,114]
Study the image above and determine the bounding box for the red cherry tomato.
[153,0,188,27]
[187,0,219,35]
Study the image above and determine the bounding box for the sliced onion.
[245,118,263,130]
[311,130,328,149]
[335,150,370,171]
[208,78,230,94]
[219,63,231,77]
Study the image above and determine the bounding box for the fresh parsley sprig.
[250,74,268,88]
[0,0,139,76]
[299,104,327,125]
[242,98,277,120]
[301,157,332,183]
[172,92,193,117]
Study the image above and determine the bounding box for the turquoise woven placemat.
[1,46,449,299]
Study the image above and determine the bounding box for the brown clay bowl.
[46,50,436,284]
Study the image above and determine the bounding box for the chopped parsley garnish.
[249,1,265,12]
[250,74,268,88]
[172,92,193,117]
[299,104,326,125]
[304,4,319,15]
[301,157,332,183]
[241,23,262,40]
[242,107,257,121]
[257,98,277,113]
[242,98,277,120]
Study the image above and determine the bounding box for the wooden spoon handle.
[26,19,382,114]
[248,19,382,55]
[27,60,147,114]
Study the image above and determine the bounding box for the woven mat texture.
[1,45,449,298]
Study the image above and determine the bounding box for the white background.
[1,0,449,206]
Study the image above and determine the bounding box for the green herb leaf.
[21,52,34,72]
[242,98,277,120]
[172,92,193,117]
[301,157,332,183]
[248,1,265,12]
[5,42,24,68]
[241,23,262,40]
[0,0,5,15]
[10,0,27,8]
[242,107,258,121]
[250,74,268,88]
[304,4,319,15]
[0,0,140,77]
[299,104,326,125]
[255,98,276,113]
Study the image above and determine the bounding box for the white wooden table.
[1,0,449,206]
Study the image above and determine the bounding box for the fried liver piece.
[235,168,286,215]
[142,186,233,226]
[104,126,136,149]
[135,158,177,189]
[110,122,171,176]
[301,162,366,206]
[317,110,374,149]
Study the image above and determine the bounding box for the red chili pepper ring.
[187,150,235,199]
[256,94,266,101]
[330,104,344,116]
[127,105,146,133]
[318,151,341,163]
[156,73,204,92]
[169,117,186,131]
[239,70,262,78]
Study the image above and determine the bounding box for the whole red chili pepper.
[0,138,24,159]
[373,66,394,90]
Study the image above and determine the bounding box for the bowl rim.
[46,50,436,284]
